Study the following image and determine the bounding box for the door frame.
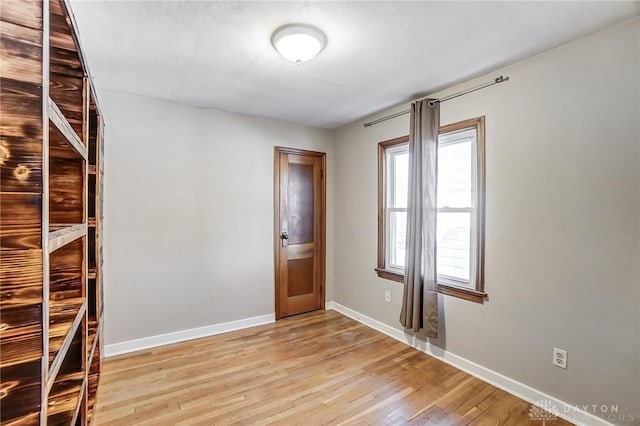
[274,146,326,320]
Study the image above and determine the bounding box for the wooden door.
[274,147,326,319]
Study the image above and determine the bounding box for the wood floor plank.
[94,310,572,425]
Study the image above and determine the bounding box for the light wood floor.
[94,310,571,425]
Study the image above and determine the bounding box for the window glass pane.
[389,211,406,269]
[393,152,408,208]
[438,139,471,208]
[437,211,470,282]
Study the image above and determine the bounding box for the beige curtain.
[399,99,439,338]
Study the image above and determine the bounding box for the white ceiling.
[70,1,639,128]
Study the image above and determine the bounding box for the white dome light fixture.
[271,24,327,65]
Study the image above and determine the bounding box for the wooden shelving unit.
[0,0,105,424]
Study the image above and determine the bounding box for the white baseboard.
[104,313,275,357]
[326,301,612,426]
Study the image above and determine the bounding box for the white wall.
[333,18,639,424]
[100,92,334,345]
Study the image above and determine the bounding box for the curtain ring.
[427,100,437,107]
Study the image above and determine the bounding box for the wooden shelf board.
[48,97,88,160]
[48,224,86,253]
[88,268,96,280]
[88,218,96,227]
[50,223,82,232]
[88,165,96,174]
[48,300,86,390]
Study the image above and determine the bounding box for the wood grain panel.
[49,4,77,52]
[0,359,42,423]
[0,77,42,136]
[50,73,84,106]
[0,249,43,308]
[49,156,83,225]
[49,0,64,17]
[2,413,39,426]
[50,71,84,139]
[0,78,43,193]
[287,242,313,260]
[49,46,83,78]
[287,258,314,297]
[49,238,83,298]
[0,20,42,85]
[0,303,42,367]
[0,193,42,249]
[0,7,45,425]
[49,0,86,140]
[48,371,83,417]
[0,0,42,30]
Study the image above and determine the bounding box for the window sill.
[374,268,404,283]
[437,283,486,304]
[375,269,486,303]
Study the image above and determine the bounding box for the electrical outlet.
[384,290,391,303]
[553,348,568,369]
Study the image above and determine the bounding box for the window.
[376,117,486,303]
[376,136,409,283]
[436,117,486,302]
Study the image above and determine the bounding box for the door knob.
[281,230,288,240]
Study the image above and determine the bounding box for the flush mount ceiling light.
[271,24,327,65]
